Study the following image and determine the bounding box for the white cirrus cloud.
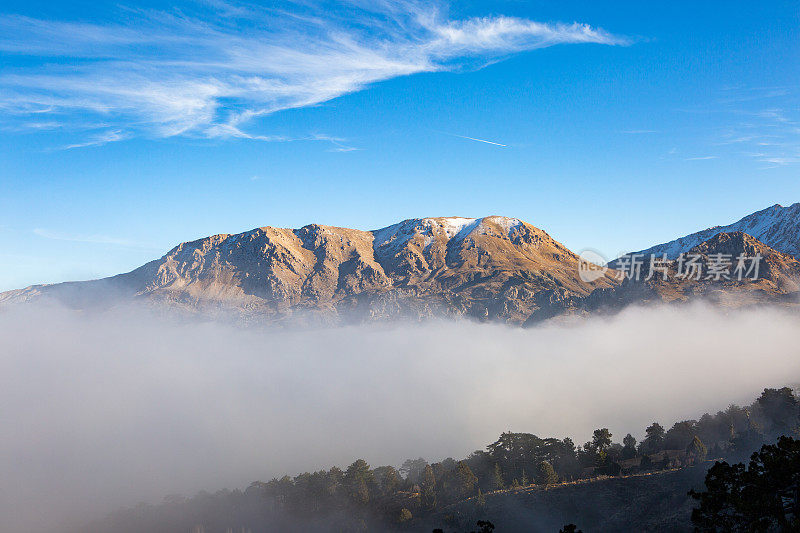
[712,87,800,167]
[0,1,627,147]
[62,130,128,150]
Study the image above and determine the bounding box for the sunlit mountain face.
[2,1,800,532]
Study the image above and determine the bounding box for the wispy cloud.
[313,133,360,152]
[62,130,127,150]
[327,145,361,152]
[0,1,627,147]
[717,85,790,105]
[758,156,800,166]
[684,155,718,161]
[32,228,158,249]
[620,129,658,134]
[711,87,800,167]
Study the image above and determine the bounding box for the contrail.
[437,131,508,147]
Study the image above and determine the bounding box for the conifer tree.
[686,435,708,462]
[475,488,486,509]
[491,463,505,491]
[420,464,437,510]
[536,461,558,486]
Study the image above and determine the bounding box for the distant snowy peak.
[371,216,525,252]
[624,203,800,260]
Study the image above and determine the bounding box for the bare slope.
[582,232,800,314]
[0,216,618,324]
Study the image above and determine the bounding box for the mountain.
[0,216,619,324]
[578,232,800,316]
[620,203,800,260]
[5,212,800,325]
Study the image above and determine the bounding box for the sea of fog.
[2,303,799,532]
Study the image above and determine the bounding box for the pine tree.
[686,435,708,463]
[441,461,478,502]
[640,422,665,454]
[689,436,800,530]
[420,464,437,510]
[475,488,486,509]
[491,463,505,491]
[592,428,612,452]
[520,469,529,486]
[622,433,637,459]
[595,449,608,467]
[343,459,373,506]
[536,461,558,487]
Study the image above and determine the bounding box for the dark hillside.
[428,467,709,532]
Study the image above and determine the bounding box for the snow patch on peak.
[371,217,481,254]
[424,217,480,240]
[485,216,523,235]
[371,219,418,249]
[371,216,530,253]
[624,203,800,260]
[425,216,526,240]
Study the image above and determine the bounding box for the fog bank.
[2,303,799,532]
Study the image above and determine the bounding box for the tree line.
[83,387,800,532]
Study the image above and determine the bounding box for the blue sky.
[1,0,799,291]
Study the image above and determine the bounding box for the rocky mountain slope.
[4,211,800,325]
[576,232,800,317]
[622,203,800,260]
[0,216,619,324]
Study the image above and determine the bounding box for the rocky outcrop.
[0,216,619,324]
[565,232,800,320]
[5,219,800,326]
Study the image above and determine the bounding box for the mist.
[2,303,800,532]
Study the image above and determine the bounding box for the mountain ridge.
[618,203,800,261]
[570,231,800,321]
[4,209,800,325]
[1,216,619,324]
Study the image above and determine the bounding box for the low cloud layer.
[2,303,799,532]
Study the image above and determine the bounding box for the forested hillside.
[78,387,800,532]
